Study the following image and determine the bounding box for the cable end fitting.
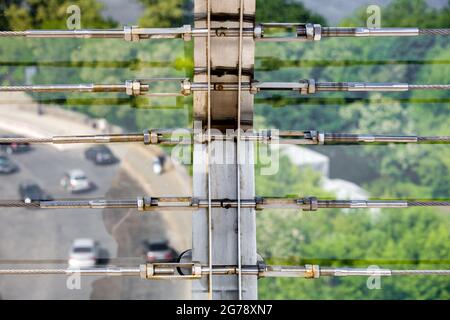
[181,79,192,96]
[305,264,321,279]
[299,79,316,95]
[143,129,159,145]
[299,197,319,211]
[125,80,143,96]
[181,25,192,41]
[124,26,140,42]
[304,130,325,144]
[137,197,153,212]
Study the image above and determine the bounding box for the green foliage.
[255,0,450,299]
[138,0,191,27]
[340,0,448,28]
[3,0,115,29]
[257,207,450,300]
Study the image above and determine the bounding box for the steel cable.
[418,136,450,143]
[0,200,40,208]
[419,29,450,35]
[0,31,26,37]
[407,201,450,207]
[409,84,450,90]
[391,270,450,276]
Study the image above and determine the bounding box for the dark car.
[84,145,118,165]
[19,181,52,202]
[0,135,31,154]
[0,155,19,174]
[142,240,178,263]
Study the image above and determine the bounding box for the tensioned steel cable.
[1,24,449,41]
[0,197,448,211]
[1,130,449,145]
[0,263,449,279]
[1,80,449,96]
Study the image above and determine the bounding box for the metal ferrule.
[317,200,409,209]
[259,265,313,278]
[353,27,419,37]
[322,27,419,37]
[66,267,141,277]
[320,267,392,277]
[316,82,410,92]
[51,134,144,144]
[324,134,418,144]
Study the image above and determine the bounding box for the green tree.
[256,0,326,24]
[3,0,115,30]
[138,0,191,27]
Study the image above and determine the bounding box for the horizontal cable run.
[1,79,449,97]
[1,130,450,146]
[0,197,449,211]
[0,81,151,96]
[0,263,449,279]
[1,24,449,42]
[419,29,450,36]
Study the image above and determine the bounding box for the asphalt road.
[0,141,188,299]
[0,142,121,299]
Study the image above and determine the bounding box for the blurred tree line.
[0,0,448,299]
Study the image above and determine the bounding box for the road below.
[0,93,192,299]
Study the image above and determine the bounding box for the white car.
[60,169,92,193]
[152,155,166,175]
[68,239,99,269]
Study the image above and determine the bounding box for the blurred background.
[0,0,448,299]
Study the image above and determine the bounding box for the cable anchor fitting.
[299,197,319,211]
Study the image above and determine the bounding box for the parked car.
[68,239,99,269]
[60,169,93,193]
[84,145,118,165]
[142,240,178,263]
[0,155,19,174]
[0,135,31,154]
[19,181,52,202]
